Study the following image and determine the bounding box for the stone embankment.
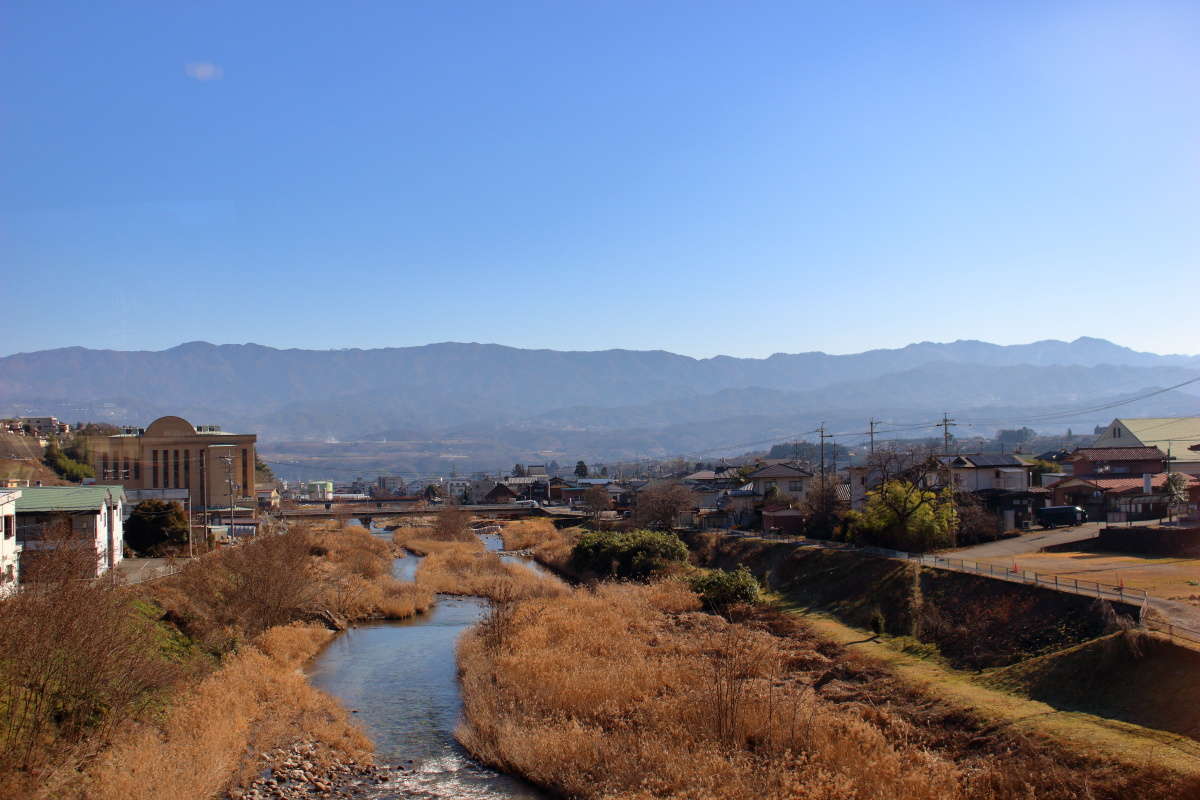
[228,741,391,800]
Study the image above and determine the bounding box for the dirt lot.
[976,550,1200,604]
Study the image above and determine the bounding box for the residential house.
[483,483,519,504]
[503,475,550,503]
[718,486,758,527]
[14,486,125,578]
[0,489,20,593]
[1090,418,1200,475]
[1068,447,1166,478]
[746,463,813,502]
[942,454,1031,492]
[256,487,281,510]
[1048,473,1200,523]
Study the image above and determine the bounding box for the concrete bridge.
[279,503,586,525]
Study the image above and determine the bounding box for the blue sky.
[4,1,1199,359]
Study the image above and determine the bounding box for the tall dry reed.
[456,581,1200,800]
[77,623,368,800]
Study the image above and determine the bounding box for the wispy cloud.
[184,62,223,81]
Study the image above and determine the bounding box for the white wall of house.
[0,490,20,593]
[949,467,1030,492]
[751,477,810,501]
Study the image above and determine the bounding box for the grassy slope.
[783,603,1200,777]
[983,630,1200,741]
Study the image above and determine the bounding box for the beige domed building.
[83,416,257,514]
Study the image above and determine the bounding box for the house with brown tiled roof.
[1069,446,1165,479]
[1047,472,1200,523]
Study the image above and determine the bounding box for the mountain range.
[1,338,1197,476]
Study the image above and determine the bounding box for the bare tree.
[583,484,611,524]
[635,482,694,530]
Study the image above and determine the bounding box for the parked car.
[514,499,539,508]
[1035,505,1087,529]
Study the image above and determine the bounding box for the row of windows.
[96,447,252,496]
[151,449,193,489]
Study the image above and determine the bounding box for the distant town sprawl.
[2,412,1199,595]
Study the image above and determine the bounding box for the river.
[304,523,548,799]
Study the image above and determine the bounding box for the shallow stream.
[304,524,548,799]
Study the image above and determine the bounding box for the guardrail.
[721,530,1150,607]
[1143,619,1200,647]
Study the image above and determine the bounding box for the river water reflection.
[305,526,547,799]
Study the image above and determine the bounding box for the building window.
[184,449,190,489]
[242,449,249,497]
[173,450,180,489]
[152,449,159,488]
[101,453,109,478]
[123,456,130,480]
[3,515,12,539]
[134,458,140,480]
[788,481,804,492]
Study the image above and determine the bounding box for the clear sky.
[4,1,1199,359]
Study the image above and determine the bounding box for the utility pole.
[220,455,235,539]
[817,423,827,481]
[937,413,956,455]
[868,418,877,456]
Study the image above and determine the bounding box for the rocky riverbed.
[228,741,392,800]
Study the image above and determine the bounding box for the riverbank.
[0,522,434,800]
[455,578,1200,799]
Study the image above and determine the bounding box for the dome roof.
[143,416,197,437]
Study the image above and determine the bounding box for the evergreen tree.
[574,461,589,478]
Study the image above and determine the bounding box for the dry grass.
[456,581,1200,800]
[76,624,369,800]
[1,522,425,798]
[498,518,576,570]
[415,539,567,602]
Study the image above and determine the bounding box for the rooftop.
[14,486,125,513]
[1070,446,1166,462]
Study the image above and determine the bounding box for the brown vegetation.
[399,526,566,602]
[79,623,369,800]
[457,582,1200,800]
[0,521,425,798]
[497,518,575,572]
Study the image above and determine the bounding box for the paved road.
[947,522,1104,558]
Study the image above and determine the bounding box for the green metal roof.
[14,486,125,513]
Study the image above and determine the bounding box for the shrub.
[125,499,191,555]
[688,567,761,612]
[570,529,689,580]
[845,481,957,552]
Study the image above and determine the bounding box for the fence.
[1143,618,1200,648]
[720,530,1150,607]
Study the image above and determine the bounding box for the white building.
[0,489,21,594]
[14,486,125,578]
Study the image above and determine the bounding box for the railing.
[725,530,1149,606]
[1143,619,1200,647]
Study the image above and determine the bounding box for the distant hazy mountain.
[2,338,1197,471]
